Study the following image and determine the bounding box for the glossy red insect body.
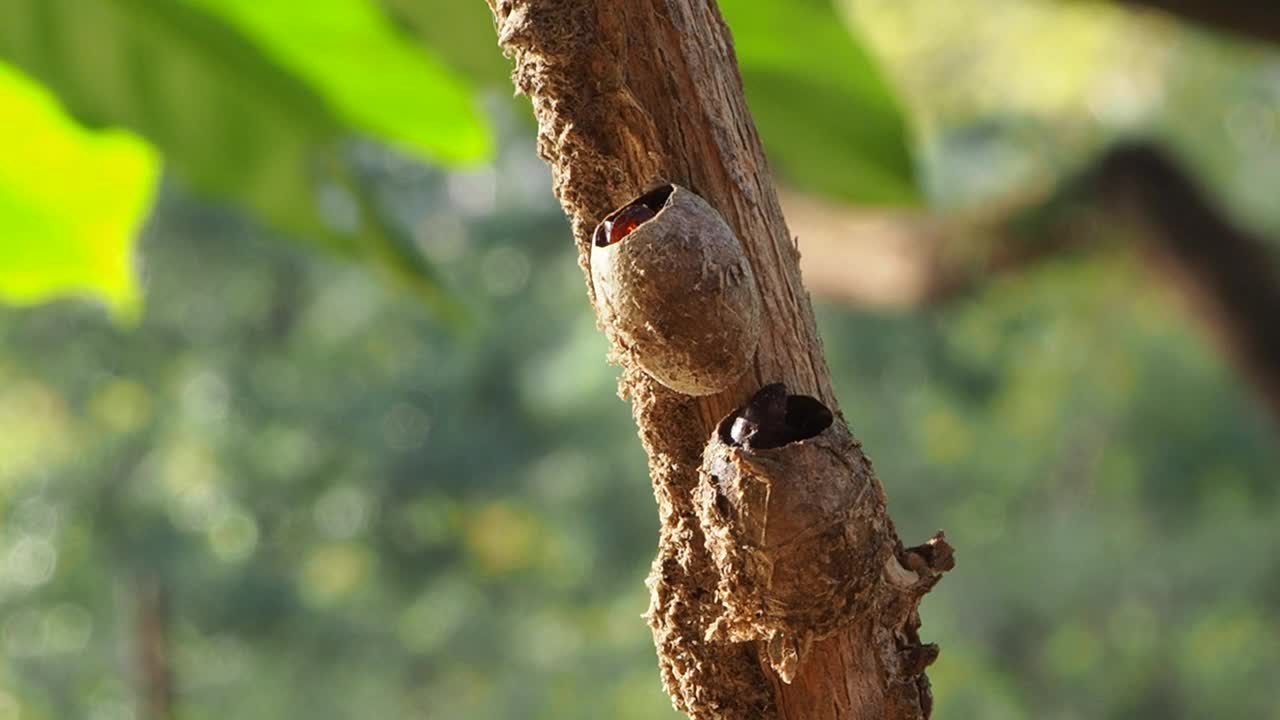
[604,204,657,245]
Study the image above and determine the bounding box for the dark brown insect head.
[722,383,833,449]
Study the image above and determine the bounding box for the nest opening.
[718,384,834,448]
[593,184,676,247]
[632,183,675,213]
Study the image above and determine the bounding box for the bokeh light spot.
[382,402,430,451]
[7,537,57,587]
[208,510,259,562]
[89,377,152,433]
[463,503,541,575]
[481,246,531,298]
[1043,621,1102,680]
[0,690,19,720]
[313,484,372,539]
[300,543,372,605]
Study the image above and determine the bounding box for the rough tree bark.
[485,2,952,718]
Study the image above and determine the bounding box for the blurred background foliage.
[0,1,1278,719]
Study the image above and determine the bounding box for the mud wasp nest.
[590,184,760,396]
[696,384,892,681]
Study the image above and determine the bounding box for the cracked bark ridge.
[485,1,949,717]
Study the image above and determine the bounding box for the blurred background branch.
[791,140,1280,424]
[1113,0,1280,45]
[135,576,173,720]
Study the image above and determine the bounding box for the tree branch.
[1097,143,1280,423]
[486,1,950,718]
[791,141,1280,426]
[785,185,1083,308]
[135,575,174,720]
[1113,0,1280,45]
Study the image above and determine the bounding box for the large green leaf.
[0,61,158,318]
[721,0,919,204]
[378,0,512,89]
[0,0,340,247]
[189,0,491,164]
[0,0,474,318]
[377,0,532,128]
[383,0,915,203]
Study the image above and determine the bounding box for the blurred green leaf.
[0,0,468,316]
[0,61,158,319]
[376,0,534,129]
[378,0,512,88]
[385,0,915,202]
[721,0,919,204]
[189,0,492,165]
[0,0,342,247]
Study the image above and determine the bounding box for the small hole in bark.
[718,383,833,449]
[592,184,675,247]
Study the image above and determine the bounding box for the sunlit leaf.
[0,61,158,319]
[378,0,512,88]
[189,0,492,165]
[721,0,919,204]
[0,0,463,316]
[0,0,342,247]
[377,0,532,128]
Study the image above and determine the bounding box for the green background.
[0,1,1277,718]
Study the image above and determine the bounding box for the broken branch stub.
[590,184,761,396]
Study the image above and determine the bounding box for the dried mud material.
[590,184,761,396]
[695,388,894,683]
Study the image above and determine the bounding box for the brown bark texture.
[484,2,952,718]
